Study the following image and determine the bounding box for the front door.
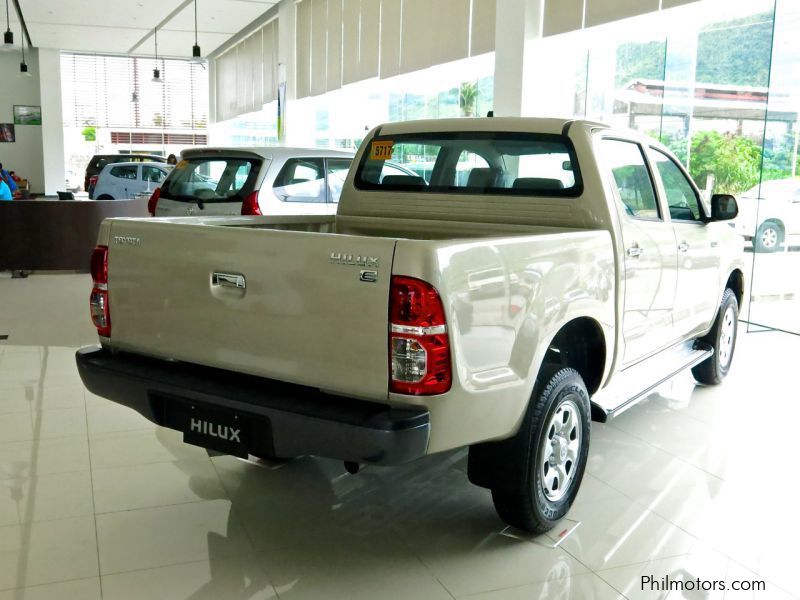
[601,138,679,364]
[647,148,720,339]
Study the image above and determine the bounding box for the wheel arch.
[725,268,744,309]
[760,218,785,233]
[540,316,607,396]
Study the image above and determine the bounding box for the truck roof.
[375,117,610,136]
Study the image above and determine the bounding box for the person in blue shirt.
[0,178,12,200]
[0,163,17,194]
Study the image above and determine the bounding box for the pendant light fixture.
[19,25,30,76]
[2,0,14,51]
[152,27,163,83]
[191,0,201,59]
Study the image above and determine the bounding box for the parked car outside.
[734,177,800,252]
[93,162,172,200]
[85,153,167,196]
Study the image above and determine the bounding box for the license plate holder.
[181,404,249,458]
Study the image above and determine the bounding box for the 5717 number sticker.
[369,140,394,161]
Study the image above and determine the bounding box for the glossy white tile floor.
[1,273,799,599]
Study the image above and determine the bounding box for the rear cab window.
[159,156,261,204]
[354,132,581,197]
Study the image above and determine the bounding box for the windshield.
[354,132,581,197]
[159,157,262,203]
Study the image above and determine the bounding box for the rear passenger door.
[647,148,720,339]
[601,138,679,364]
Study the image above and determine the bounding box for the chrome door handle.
[212,272,246,289]
[626,246,644,258]
[678,242,689,253]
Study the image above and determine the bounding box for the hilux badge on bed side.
[330,252,379,268]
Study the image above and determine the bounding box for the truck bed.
[101,215,613,414]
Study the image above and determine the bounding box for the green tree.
[762,130,800,182]
[696,13,773,87]
[615,40,666,87]
[688,130,762,194]
[81,126,96,142]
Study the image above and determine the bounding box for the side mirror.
[710,194,738,221]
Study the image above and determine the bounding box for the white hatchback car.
[93,162,172,200]
[151,147,358,217]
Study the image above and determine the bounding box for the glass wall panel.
[747,0,800,334]
[535,0,800,335]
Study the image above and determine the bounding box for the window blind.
[212,18,279,122]
[61,52,208,130]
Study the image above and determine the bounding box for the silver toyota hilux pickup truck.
[76,118,744,533]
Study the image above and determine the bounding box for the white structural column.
[278,0,299,145]
[38,48,66,196]
[492,0,545,117]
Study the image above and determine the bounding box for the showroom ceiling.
[7,0,277,57]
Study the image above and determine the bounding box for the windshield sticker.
[369,140,394,161]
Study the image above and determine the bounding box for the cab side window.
[651,149,703,221]
[601,139,660,219]
[273,158,326,203]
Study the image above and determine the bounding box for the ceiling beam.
[126,0,194,55]
[11,0,33,47]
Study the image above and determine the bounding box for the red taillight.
[90,245,111,337]
[389,276,451,395]
[90,245,108,284]
[241,191,262,215]
[89,175,98,187]
[147,187,161,216]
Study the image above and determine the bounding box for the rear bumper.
[76,346,430,465]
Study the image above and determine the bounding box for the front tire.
[692,288,738,385]
[488,365,591,533]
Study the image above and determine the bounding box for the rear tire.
[692,288,738,385]
[486,365,591,533]
[754,221,783,253]
[96,194,114,200]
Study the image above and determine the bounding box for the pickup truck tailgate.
[105,219,396,400]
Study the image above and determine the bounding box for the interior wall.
[0,48,45,193]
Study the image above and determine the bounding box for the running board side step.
[590,341,713,423]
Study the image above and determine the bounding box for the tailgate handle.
[212,272,246,289]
